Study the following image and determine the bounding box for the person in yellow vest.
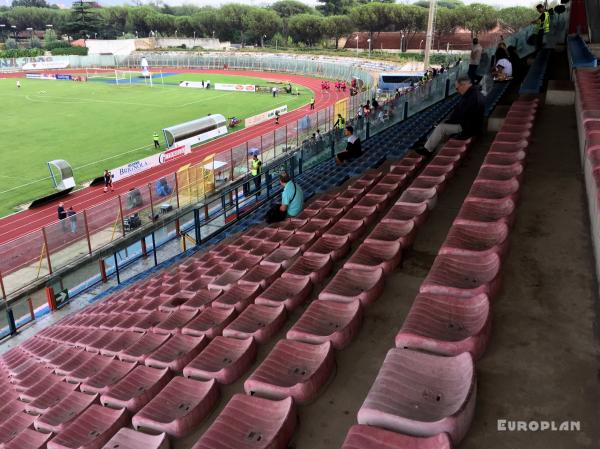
[251,154,262,194]
[531,4,550,53]
[153,132,160,149]
[310,98,315,110]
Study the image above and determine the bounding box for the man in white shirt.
[468,38,483,84]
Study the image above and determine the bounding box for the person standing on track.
[57,202,67,231]
[310,98,315,110]
[153,132,160,149]
[103,169,114,193]
[67,207,77,234]
[275,111,280,125]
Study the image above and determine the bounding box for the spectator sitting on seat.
[335,125,362,165]
[415,76,485,157]
[493,58,513,81]
[265,171,304,223]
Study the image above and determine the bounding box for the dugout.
[163,115,227,147]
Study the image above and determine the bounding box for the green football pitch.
[0,73,312,217]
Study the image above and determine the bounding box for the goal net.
[85,68,164,87]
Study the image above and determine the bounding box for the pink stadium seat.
[34,390,98,433]
[255,276,312,311]
[239,263,283,290]
[341,425,452,449]
[0,412,36,444]
[179,289,223,312]
[251,241,280,258]
[344,240,402,275]
[282,253,333,284]
[397,187,437,210]
[420,253,502,299]
[455,198,516,227]
[356,193,389,212]
[19,374,63,402]
[23,380,79,414]
[65,355,113,384]
[127,311,171,333]
[343,205,378,227]
[190,394,295,449]
[152,310,198,335]
[101,366,171,413]
[328,196,355,211]
[118,332,170,364]
[100,332,143,357]
[305,199,332,212]
[411,175,448,194]
[304,234,351,262]
[101,428,169,449]
[208,269,248,291]
[323,218,366,241]
[183,336,256,384]
[145,334,207,371]
[182,307,237,339]
[438,145,467,159]
[319,268,385,306]
[158,295,190,312]
[0,400,26,422]
[244,340,334,404]
[212,283,262,312]
[378,173,408,190]
[54,351,100,376]
[80,359,137,395]
[358,349,475,444]
[366,220,416,249]
[132,377,219,437]
[47,404,128,449]
[281,231,318,252]
[495,131,530,145]
[395,293,491,360]
[287,299,362,350]
[369,183,399,200]
[484,150,526,166]
[0,428,52,449]
[260,246,301,269]
[468,179,520,203]
[478,162,524,184]
[12,364,52,391]
[384,202,429,227]
[440,221,509,258]
[223,304,286,344]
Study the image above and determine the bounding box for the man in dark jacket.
[416,76,485,156]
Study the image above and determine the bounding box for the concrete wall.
[155,38,230,50]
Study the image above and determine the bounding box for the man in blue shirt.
[265,171,304,223]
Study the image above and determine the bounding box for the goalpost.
[85,67,164,87]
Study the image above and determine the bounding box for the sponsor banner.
[55,74,73,81]
[25,73,74,81]
[111,144,191,182]
[245,105,288,128]
[22,59,69,70]
[179,80,211,89]
[214,83,256,92]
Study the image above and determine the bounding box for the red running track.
[0,70,346,245]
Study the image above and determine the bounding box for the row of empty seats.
[567,34,598,74]
[339,97,539,448]
[574,68,600,293]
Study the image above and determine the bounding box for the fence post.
[27,297,35,321]
[285,124,288,150]
[0,271,6,300]
[99,259,107,283]
[83,210,92,255]
[117,196,126,237]
[174,173,181,209]
[296,120,300,147]
[230,148,235,181]
[41,227,53,274]
[194,209,202,245]
[6,308,17,336]
[148,184,155,220]
[151,232,158,266]
[403,101,409,120]
[45,286,57,311]
[113,253,120,284]
[445,78,450,98]
[141,238,148,258]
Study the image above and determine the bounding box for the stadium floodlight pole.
[423,0,436,70]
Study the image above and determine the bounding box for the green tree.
[66,0,101,39]
[220,3,252,45]
[11,0,49,8]
[288,13,324,46]
[434,7,460,49]
[323,14,353,49]
[271,0,313,41]
[415,0,464,9]
[244,8,282,47]
[190,7,223,39]
[317,0,356,16]
[455,3,497,38]
[389,3,427,44]
[99,7,128,38]
[43,27,57,46]
[498,6,538,33]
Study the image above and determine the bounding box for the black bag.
[264,182,297,224]
[527,33,537,46]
